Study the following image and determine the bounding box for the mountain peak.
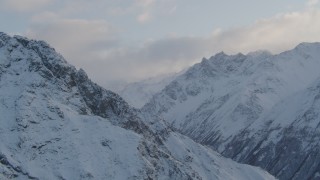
[0,32,275,180]
[212,51,227,59]
[144,40,320,180]
[247,50,272,58]
[296,41,320,47]
[293,42,320,52]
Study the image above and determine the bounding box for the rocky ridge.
[143,43,320,179]
[0,32,274,180]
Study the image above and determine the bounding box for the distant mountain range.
[119,71,185,108]
[0,32,274,179]
[143,43,320,179]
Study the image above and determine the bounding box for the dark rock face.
[217,83,320,180]
[0,33,170,179]
[75,69,131,119]
[1,33,146,133]
[220,128,320,180]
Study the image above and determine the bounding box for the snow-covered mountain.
[143,44,320,180]
[0,33,275,179]
[120,72,182,108]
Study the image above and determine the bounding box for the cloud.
[211,9,320,54]
[27,15,118,52]
[24,15,199,89]
[1,0,53,12]
[24,6,320,91]
[134,0,156,23]
[307,0,319,7]
[102,7,320,88]
[25,16,121,88]
[134,0,177,23]
[136,0,155,7]
[137,12,152,23]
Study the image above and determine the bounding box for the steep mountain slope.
[0,33,275,179]
[143,44,320,179]
[119,72,181,108]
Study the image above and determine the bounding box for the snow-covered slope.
[143,44,320,179]
[119,73,181,108]
[0,33,275,179]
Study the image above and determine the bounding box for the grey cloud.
[1,0,53,12]
[211,10,320,54]
[25,8,320,91]
[98,8,320,89]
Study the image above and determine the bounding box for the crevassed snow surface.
[0,33,275,180]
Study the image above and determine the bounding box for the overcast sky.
[1,0,320,90]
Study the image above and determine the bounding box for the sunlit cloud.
[24,5,320,90]
[213,8,320,54]
[9,0,318,91]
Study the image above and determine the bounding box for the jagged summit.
[211,51,227,58]
[294,41,320,50]
[246,50,272,58]
[0,32,132,122]
[143,41,320,179]
[0,32,274,179]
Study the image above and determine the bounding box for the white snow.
[144,42,320,146]
[165,133,275,180]
[0,32,275,180]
